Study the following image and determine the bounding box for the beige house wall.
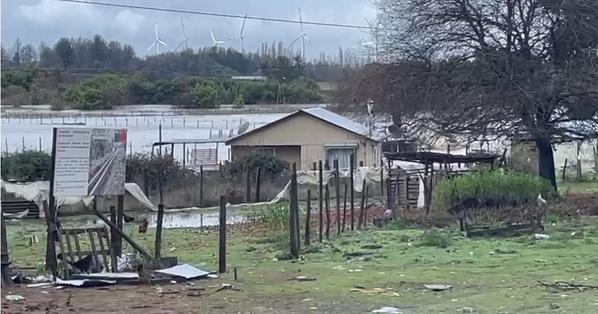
[228,112,380,170]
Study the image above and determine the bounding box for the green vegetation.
[6,213,598,313]
[1,65,323,110]
[1,150,288,189]
[433,170,555,209]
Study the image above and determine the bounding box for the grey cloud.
[1,0,375,58]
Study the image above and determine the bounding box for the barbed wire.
[51,0,373,30]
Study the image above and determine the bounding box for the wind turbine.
[175,16,191,51]
[236,14,248,52]
[147,23,167,55]
[286,8,306,60]
[210,30,227,47]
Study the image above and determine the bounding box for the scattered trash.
[458,306,475,313]
[27,283,53,288]
[493,248,516,254]
[538,280,598,292]
[372,306,402,313]
[55,278,116,288]
[351,287,388,294]
[116,253,135,272]
[288,276,317,282]
[213,283,242,293]
[361,244,383,250]
[155,264,212,280]
[534,233,550,240]
[5,295,25,301]
[423,284,453,291]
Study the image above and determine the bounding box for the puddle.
[147,212,245,228]
[62,212,244,229]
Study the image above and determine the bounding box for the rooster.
[138,218,148,234]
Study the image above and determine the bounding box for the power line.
[50,0,372,31]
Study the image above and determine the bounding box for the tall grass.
[246,202,290,230]
[433,170,554,210]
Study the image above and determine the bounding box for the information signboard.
[53,127,127,196]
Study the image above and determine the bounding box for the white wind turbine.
[210,30,227,47]
[236,14,248,52]
[148,23,168,55]
[287,8,306,60]
[175,16,191,51]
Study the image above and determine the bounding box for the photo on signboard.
[87,128,127,195]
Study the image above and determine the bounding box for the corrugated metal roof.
[225,107,376,145]
[302,107,370,138]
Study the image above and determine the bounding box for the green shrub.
[225,151,288,178]
[432,170,554,210]
[1,150,52,181]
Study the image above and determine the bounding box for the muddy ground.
[2,282,356,314]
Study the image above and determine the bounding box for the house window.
[260,148,275,156]
[326,148,355,169]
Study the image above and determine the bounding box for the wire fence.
[0,104,316,119]
[0,116,269,130]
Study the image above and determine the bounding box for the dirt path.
[1,284,361,314]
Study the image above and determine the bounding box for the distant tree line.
[1,63,323,109]
[1,35,363,82]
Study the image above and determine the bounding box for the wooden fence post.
[318,160,324,242]
[218,195,227,273]
[289,163,299,258]
[334,160,341,235]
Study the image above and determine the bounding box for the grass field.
[5,199,598,314]
[559,180,598,194]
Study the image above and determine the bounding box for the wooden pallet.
[56,227,116,279]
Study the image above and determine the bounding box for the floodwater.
[0,104,387,163]
[1,111,286,161]
[65,211,244,229]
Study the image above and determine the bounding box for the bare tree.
[339,0,598,188]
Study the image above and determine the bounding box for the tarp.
[169,166,388,212]
[1,181,155,216]
[228,166,388,209]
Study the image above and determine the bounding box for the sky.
[1,0,377,59]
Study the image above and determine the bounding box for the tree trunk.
[535,136,557,190]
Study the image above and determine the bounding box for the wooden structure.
[1,200,40,219]
[151,137,230,171]
[388,168,420,208]
[385,151,501,213]
[225,107,381,170]
[459,209,543,238]
[56,226,116,279]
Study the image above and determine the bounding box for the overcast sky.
[1,0,377,58]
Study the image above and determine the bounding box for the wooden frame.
[56,226,116,279]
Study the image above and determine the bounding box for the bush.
[125,153,196,192]
[432,170,555,210]
[225,151,288,178]
[1,150,52,181]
